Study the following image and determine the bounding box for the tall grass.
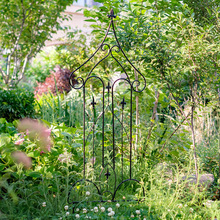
[36,90,83,127]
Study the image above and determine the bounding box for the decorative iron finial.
[91,97,97,108]
[104,168,111,180]
[108,9,116,18]
[120,97,126,110]
[106,82,111,93]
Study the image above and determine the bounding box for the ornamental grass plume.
[11,151,32,169]
[17,118,52,152]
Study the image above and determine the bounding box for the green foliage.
[26,51,55,83]
[81,0,220,160]
[183,0,220,25]
[36,90,83,127]
[0,0,220,218]
[0,88,35,122]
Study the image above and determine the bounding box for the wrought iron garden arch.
[68,9,146,207]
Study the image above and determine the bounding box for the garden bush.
[0,87,35,122]
[34,66,77,96]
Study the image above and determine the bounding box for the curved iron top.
[69,9,146,93]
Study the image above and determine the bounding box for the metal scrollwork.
[68,9,145,208]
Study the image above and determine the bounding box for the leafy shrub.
[0,88,35,122]
[34,66,77,96]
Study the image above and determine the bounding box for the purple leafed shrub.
[34,66,76,96]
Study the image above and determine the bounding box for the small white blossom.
[123,196,126,200]
[76,208,79,212]
[136,210,140,215]
[86,191,90,196]
[91,209,93,212]
[108,211,115,217]
[108,207,113,212]
[101,207,105,212]
[131,214,134,218]
[116,203,120,208]
[94,207,98,213]
[64,205,69,211]
[178,204,183,209]
[83,208,87,213]
[203,200,213,208]
[42,202,46,207]
[66,212,70,216]
[189,208,194,213]
[75,214,80,218]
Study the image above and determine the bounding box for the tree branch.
[159,110,191,153]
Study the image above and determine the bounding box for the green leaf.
[27,172,41,178]
[0,163,5,171]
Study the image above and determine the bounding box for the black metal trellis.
[68,9,146,208]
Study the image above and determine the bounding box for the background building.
[45,1,100,47]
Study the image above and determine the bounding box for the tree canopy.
[0,0,74,88]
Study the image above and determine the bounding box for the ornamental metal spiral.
[68,9,146,209]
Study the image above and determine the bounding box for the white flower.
[76,208,79,212]
[58,151,72,163]
[136,210,140,215]
[64,205,69,211]
[131,214,134,218]
[83,208,87,213]
[91,209,93,212]
[116,203,120,208]
[75,214,80,218]
[178,204,183,209]
[143,218,146,220]
[94,207,98,213]
[189,208,194,213]
[111,211,115,216]
[101,207,105,212]
[42,202,46,207]
[86,191,90,196]
[122,196,126,200]
[203,200,213,208]
[66,212,70,216]
[108,212,112,217]
[108,207,113,212]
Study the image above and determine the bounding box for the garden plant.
[0,0,220,219]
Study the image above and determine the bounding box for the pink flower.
[15,138,25,145]
[11,151,32,169]
[17,118,52,152]
[42,129,51,137]
[90,157,96,165]
[46,145,51,152]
